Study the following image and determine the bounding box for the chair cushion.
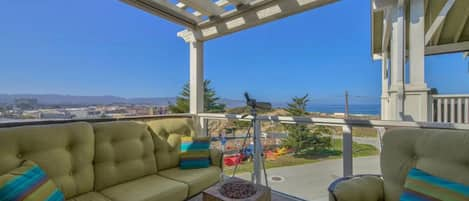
[99,175,188,201]
[93,121,157,191]
[0,160,65,201]
[67,192,111,201]
[146,118,194,171]
[158,166,221,197]
[382,128,469,201]
[179,136,211,169]
[0,122,95,199]
[400,168,469,201]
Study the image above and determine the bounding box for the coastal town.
[0,98,169,122]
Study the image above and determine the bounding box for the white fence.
[197,113,469,177]
[432,94,469,124]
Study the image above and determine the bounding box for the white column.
[389,0,405,120]
[189,40,206,135]
[409,0,426,88]
[381,52,389,120]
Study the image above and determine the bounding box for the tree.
[285,94,309,116]
[281,94,331,153]
[169,80,226,113]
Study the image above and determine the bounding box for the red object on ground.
[224,154,242,166]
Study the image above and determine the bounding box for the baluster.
[443,99,449,123]
[466,98,469,124]
[437,98,442,122]
[450,98,455,123]
[457,98,462,123]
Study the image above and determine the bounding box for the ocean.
[306,104,380,116]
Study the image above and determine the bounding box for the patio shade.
[121,0,338,42]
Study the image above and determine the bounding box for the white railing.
[198,113,469,177]
[431,94,469,124]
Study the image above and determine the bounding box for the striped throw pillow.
[400,168,469,201]
[0,160,65,201]
[179,136,211,169]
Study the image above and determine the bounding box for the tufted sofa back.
[381,128,469,201]
[0,122,95,199]
[93,121,157,191]
[146,118,195,171]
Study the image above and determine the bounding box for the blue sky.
[0,0,468,104]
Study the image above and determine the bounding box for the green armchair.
[328,128,469,201]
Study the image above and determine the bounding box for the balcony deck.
[1,114,468,200]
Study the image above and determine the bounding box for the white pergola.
[121,0,338,184]
[122,0,338,130]
[372,0,469,121]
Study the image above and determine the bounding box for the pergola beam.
[178,0,338,42]
[121,0,201,28]
[228,0,251,6]
[179,0,224,16]
[424,0,455,46]
[426,41,469,56]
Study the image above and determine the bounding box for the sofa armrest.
[328,175,384,201]
[209,148,223,169]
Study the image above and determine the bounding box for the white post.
[389,0,406,120]
[342,125,353,176]
[409,0,426,88]
[252,119,263,184]
[189,40,206,135]
[381,52,389,120]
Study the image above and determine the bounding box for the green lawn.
[223,139,379,175]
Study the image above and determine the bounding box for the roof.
[372,0,469,59]
[121,0,338,42]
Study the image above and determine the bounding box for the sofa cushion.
[99,175,188,201]
[158,166,221,197]
[0,122,94,199]
[401,168,469,201]
[93,121,157,191]
[382,128,469,201]
[146,118,195,171]
[0,160,65,201]
[67,192,111,201]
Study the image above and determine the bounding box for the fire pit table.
[203,177,271,201]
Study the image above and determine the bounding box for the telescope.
[244,92,272,111]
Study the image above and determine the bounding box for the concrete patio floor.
[234,155,381,201]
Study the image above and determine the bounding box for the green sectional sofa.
[0,118,223,201]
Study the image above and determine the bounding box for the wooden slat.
[179,0,224,16]
[121,0,201,28]
[228,0,251,6]
[215,0,231,7]
[178,0,338,42]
